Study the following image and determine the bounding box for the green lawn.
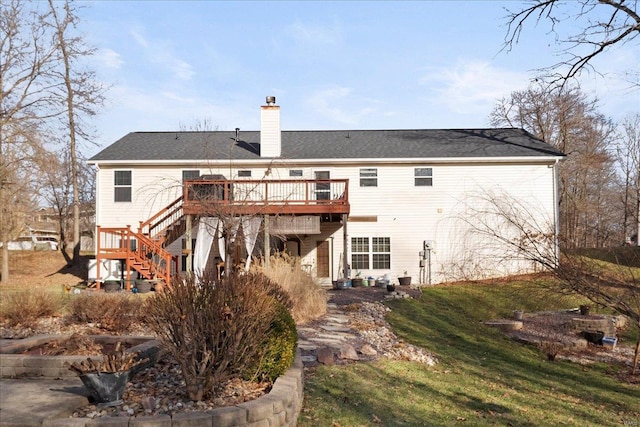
[299,281,639,427]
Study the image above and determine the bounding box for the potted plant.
[398,271,411,286]
[352,271,364,287]
[66,343,149,407]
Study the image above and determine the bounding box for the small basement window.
[238,170,252,177]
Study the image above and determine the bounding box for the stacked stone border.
[1,336,304,426]
[0,335,159,378]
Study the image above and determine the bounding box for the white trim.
[88,156,564,167]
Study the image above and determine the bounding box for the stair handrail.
[139,196,184,242]
[129,227,175,285]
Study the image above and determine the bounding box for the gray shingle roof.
[89,128,565,162]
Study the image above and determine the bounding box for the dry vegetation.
[0,250,88,289]
[0,250,328,338]
[251,252,328,324]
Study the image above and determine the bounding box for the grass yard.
[299,280,640,427]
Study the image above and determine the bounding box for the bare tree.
[616,114,640,246]
[490,84,619,247]
[0,0,59,282]
[178,117,219,132]
[39,148,96,258]
[46,0,105,265]
[504,0,640,86]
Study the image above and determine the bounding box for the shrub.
[67,292,143,332]
[242,301,297,382]
[145,270,288,401]
[251,252,327,324]
[0,288,63,327]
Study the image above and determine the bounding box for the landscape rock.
[316,347,335,365]
[359,344,377,356]
[339,344,359,360]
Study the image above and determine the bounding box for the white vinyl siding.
[94,160,558,285]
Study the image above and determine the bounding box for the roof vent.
[266,96,276,106]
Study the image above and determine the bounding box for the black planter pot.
[79,370,129,406]
[387,284,396,292]
[581,330,604,345]
[135,280,152,293]
[103,281,121,293]
[398,276,411,286]
[352,278,363,288]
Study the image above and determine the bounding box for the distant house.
[88,96,565,288]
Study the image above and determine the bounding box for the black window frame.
[415,167,433,187]
[114,170,132,202]
[182,170,200,181]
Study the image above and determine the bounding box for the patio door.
[315,171,330,200]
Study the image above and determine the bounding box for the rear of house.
[88,97,564,287]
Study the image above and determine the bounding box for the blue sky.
[79,1,639,157]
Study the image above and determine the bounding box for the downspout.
[553,159,561,267]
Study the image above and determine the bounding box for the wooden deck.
[182,178,350,215]
[94,178,350,287]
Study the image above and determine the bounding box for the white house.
[88,96,565,289]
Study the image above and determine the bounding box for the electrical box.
[419,259,426,267]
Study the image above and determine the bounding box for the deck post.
[96,226,101,290]
[264,214,270,268]
[342,214,349,279]
[185,214,192,273]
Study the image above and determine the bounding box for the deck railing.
[138,195,184,243]
[95,226,175,288]
[182,178,349,215]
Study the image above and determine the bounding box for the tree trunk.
[634,322,640,375]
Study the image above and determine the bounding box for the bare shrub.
[0,288,63,327]
[145,270,288,401]
[537,341,564,361]
[251,252,327,324]
[67,292,143,333]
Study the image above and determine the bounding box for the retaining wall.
[0,335,159,379]
[0,334,304,427]
[42,351,304,427]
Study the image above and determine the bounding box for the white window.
[289,169,303,177]
[415,168,433,186]
[114,170,132,202]
[351,237,391,270]
[360,168,378,187]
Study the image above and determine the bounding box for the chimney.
[260,96,281,157]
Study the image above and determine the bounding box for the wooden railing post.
[96,226,102,290]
